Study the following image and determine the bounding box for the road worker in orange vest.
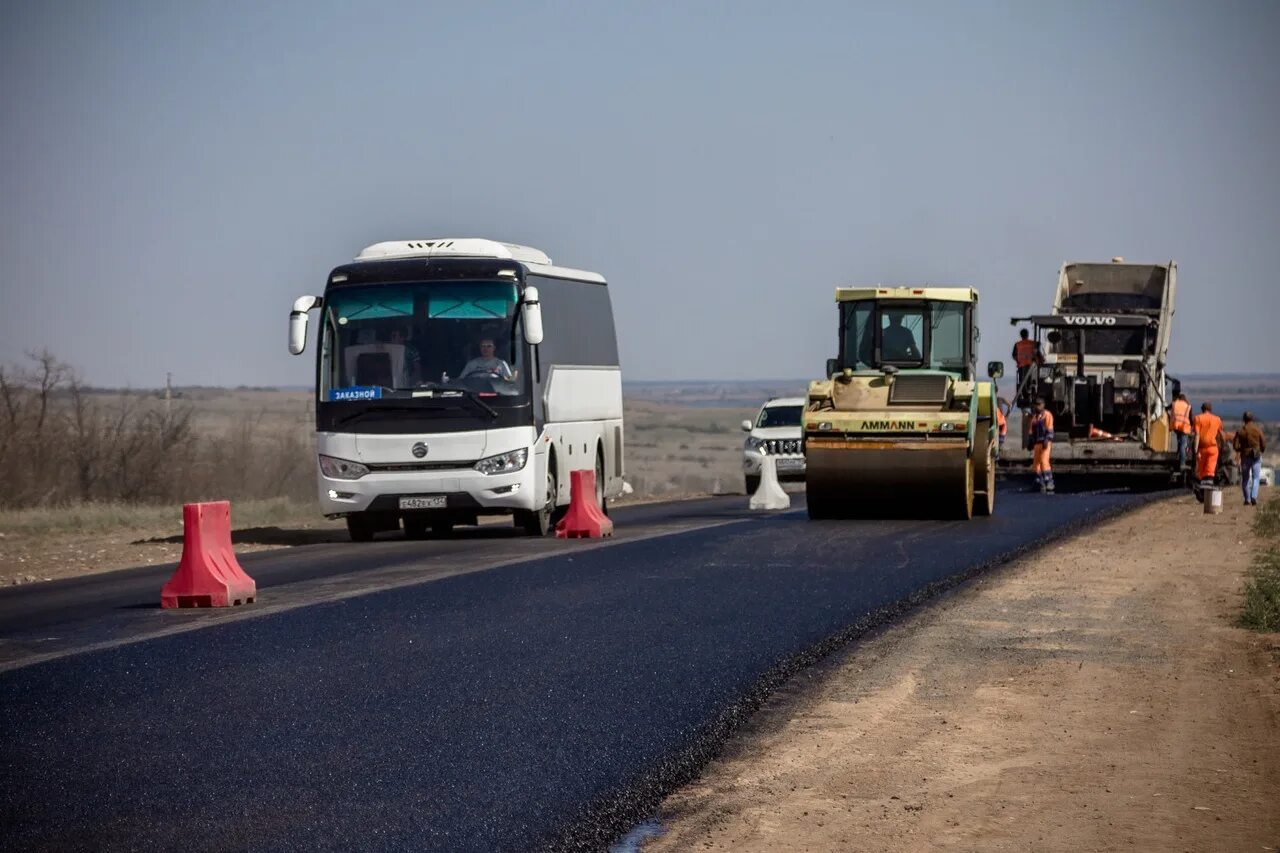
[1169,392,1192,470]
[1012,329,1042,404]
[1191,401,1223,484]
[1029,396,1055,493]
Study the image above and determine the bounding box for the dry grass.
[623,399,755,498]
[1241,494,1280,632]
[0,496,318,538]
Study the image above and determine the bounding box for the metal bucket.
[1202,486,1223,515]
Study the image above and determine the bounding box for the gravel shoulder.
[643,493,1280,852]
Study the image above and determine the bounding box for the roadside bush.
[1240,496,1280,632]
[0,351,315,509]
[1253,493,1280,539]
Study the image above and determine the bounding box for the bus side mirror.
[826,358,838,377]
[986,361,1004,379]
[522,285,544,346]
[289,295,322,355]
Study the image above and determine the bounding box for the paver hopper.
[804,287,999,519]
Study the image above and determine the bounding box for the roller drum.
[805,438,973,519]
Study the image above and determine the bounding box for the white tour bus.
[288,238,624,541]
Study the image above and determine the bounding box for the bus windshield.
[841,300,970,375]
[319,280,526,402]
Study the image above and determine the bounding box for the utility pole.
[164,372,172,426]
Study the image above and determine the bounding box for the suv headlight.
[474,447,528,475]
[745,436,767,452]
[318,454,369,480]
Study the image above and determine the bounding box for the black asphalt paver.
[0,489,1150,851]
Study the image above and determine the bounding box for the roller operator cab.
[804,287,999,520]
[1002,258,1180,479]
[288,239,624,541]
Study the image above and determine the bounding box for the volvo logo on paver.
[411,442,429,458]
[1062,315,1116,326]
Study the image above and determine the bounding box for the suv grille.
[761,438,802,455]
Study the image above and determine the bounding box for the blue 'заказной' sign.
[330,386,383,401]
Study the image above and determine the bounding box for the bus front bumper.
[319,463,539,517]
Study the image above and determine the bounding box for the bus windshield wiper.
[334,405,445,427]
[416,382,500,419]
[446,388,498,419]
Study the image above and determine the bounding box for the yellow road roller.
[804,286,999,519]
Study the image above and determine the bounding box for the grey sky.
[2,0,1277,387]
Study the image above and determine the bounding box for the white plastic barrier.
[749,455,791,511]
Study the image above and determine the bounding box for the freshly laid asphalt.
[0,488,1155,852]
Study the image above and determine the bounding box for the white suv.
[741,397,806,493]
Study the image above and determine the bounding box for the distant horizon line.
[66,371,1280,392]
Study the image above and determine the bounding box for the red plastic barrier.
[555,469,614,539]
[160,501,257,608]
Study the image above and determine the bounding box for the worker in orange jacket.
[1028,397,1055,493]
[1191,402,1223,483]
[1012,329,1041,404]
[1169,392,1192,470]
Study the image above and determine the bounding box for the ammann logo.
[861,420,919,430]
[1062,315,1116,326]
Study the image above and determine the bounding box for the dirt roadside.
[642,494,1280,852]
[0,514,347,586]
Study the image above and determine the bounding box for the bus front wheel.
[516,462,557,536]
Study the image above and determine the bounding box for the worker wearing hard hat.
[1029,397,1055,493]
[1191,402,1224,484]
[1169,392,1193,470]
[1012,329,1042,404]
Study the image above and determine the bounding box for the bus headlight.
[474,447,528,476]
[318,454,370,480]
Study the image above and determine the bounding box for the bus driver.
[460,337,514,381]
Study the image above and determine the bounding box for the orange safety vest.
[1029,409,1054,445]
[1170,399,1192,434]
[1192,411,1222,449]
[1013,339,1038,368]
[996,406,1007,436]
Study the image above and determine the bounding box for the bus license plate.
[399,496,446,510]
